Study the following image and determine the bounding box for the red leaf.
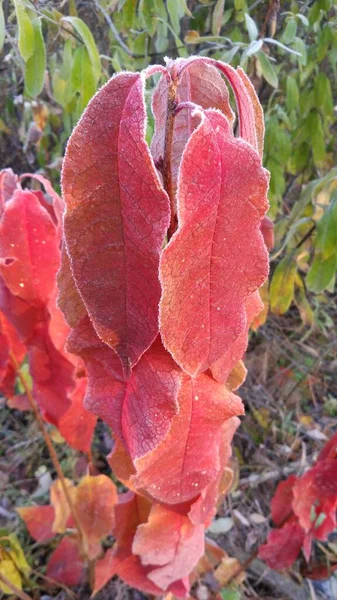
[47,537,85,587]
[7,394,31,411]
[74,474,118,559]
[133,503,204,590]
[28,324,74,425]
[62,72,170,375]
[177,59,264,156]
[0,315,23,398]
[133,374,243,504]
[58,377,96,453]
[151,61,234,198]
[302,560,337,580]
[69,318,180,461]
[210,291,263,383]
[17,505,55,543]
[270,474,297,527]
[292,459,337,540]
[260,216,274,251]
[317,432,337,461]
[258,521,304,570]
[94,491,174,597]
[20,173,64,230]
[94,547,164,597]
[0,276,43,343]
[160,109,269,376]
[0,189,60,306]
[57,244,87,329]
[189,416,240,525]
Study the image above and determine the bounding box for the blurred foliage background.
[0,0,337,327]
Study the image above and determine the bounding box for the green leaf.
[295,13,309,26]
[270,255,297,314]
[281,18,297,44]
[0,1,5,53]
[314,72,333,116]
[263,37,302,56]
[71,45,96,116]
[294,276,314,326]
[167,0,180,34]
[61,16,101,84]
[221,45,240,63]
[293,36,307,66]
[286,75,299,111]
[308,111,326,166]
[246,39,263,56]
[256,50,278,88]
[245,13,258,41]
[157,16,187,56]
[123,0,137,29]
[220,587,241,600]
[138,0,157,35]
[306,198,337,293]
[14,0,34,61]
[24,17,46,97]
[212,0,225,36]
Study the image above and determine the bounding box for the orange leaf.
[133,504,204,590]
[74,475,118,559]
[50,478,76,534]
[17,505,55,543]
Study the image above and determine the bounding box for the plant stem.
[0,572,33,600]
[9,352,88,561]
[163,79,178,240]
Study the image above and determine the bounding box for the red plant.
[0,168,96,452]
[57,57,270,594]
[259,432,337,571]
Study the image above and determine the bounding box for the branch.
[9,352,88,563]
[0,573,33,600]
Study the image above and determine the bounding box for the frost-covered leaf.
[62,72,170,375]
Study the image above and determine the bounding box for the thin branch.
[93,0,144,58]
[30,567,78,599]
[9,352,88,562]
[0,573,33,600]
[162,78,179,239]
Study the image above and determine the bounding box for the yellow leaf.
[0,559,22,594]
[0,534,30,594]
[184,30,200,43]
[299,415,314,429]
[227,360,247,391]
[251,281,269,331]
[270,255,297,315]
[214,556,245,586]
[252,406,270,430]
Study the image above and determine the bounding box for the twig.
[93,0,145,58]
[93,0,187,59]
[9,352,88,561]
[30,567,78,599]
[260,0,280,38]
[0,572,33,600]
[162,78,179,239]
